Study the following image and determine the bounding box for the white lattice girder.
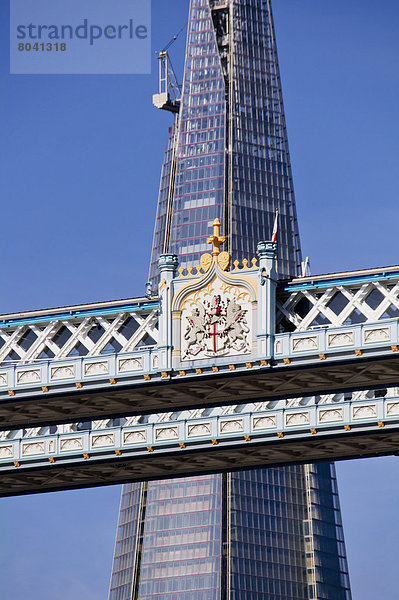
[121,310,159,352]
[4,386,397,442]
[277,280,399,331]
[0,310,159,364]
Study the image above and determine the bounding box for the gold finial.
[207,218,226,256]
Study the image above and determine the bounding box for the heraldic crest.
[172,219,256,362]
[183,293,250,359]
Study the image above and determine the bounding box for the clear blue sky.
[1,0,399,597]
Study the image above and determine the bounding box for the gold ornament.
[200,253,212,272]
[217,251,230,271]
[206,218,226,255]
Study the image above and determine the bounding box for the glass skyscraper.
[109,1,351,598]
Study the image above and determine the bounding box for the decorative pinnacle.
[207,218,226,256]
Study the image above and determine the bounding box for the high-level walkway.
[1,242,399,495]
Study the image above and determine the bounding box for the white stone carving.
[275,340,282,354]
[91,433,114,447]
[155,427,178,440]
[0,445,13,458]
[386,402,399,416]
[50,365,75,381]
[123,430,146,444]
[0,373,7,387]
[22,441,45,456]
[220,419,244,433]
[48,440,55,453]
[84,361,109,376]
[319,408,344,423]
[328,332,354,348]
[253,415,277,430]
[181,279,252,360]
[292,336,318,352]
[188,423,211,437]
[352,404,377,419]
[60,437,83,451]
[118,357,143,373]
[152,355,159,369]
[16,369,41,385]
[364,328,390,344]
[285,412,310,426]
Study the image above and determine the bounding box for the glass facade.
[110,484,142,600]
[149,0,301,282]
[230,468,309,599]
[138,476,222,599]
[229,0,301,277]
[111,1,352,599]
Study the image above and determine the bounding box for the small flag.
[271,209,279,243]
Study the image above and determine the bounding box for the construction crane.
[152,29,184,113]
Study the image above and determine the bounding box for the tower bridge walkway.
[1,242,399,495]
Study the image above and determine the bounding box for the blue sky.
[1,0,399,597]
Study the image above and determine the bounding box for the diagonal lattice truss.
[277,278,399,332]
[1,387,395,443]
[0,310,158,365]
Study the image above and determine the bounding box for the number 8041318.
[18,42,66,51]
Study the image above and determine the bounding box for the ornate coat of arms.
[182,292,251,359]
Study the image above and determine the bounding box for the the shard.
[109,1,352,598]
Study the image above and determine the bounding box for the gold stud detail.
[179,370,186,377]
[355,350,363,356]
[144,374,151,381]
[229,364,236,371]
[319,354,326,360]
[115,450,122,456]
[49,457,55,463]
[42,386,49,393]
[246,362,253,369]
[14,461,20,467]
[196,368,202,375]
[283,358,291,365]
[179,443,186,449]
[392,345,399,352]
[83,453,90,460]
[310,428,317,434]
[244,436,251,442]
[378,421,385,428]
[344,425,351,431]
[8,390,15,397]
[212,439,218,445]
[109,378,117,385]
[277,432,284,438]
[260,360,268,367]
[161,371,168,378]
[147,446,154,452]
[76,382,83,389]
[212,366,219,373]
